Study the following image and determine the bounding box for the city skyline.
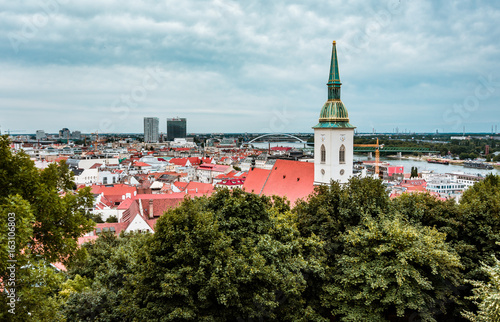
[1,1,500,134]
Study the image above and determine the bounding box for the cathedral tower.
[313,41,355,185]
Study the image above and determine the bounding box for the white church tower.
[313,41,355,185]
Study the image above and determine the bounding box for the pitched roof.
[90,184,137,204]
[260,160,314,204]
[197,164,230,172]
[184,181,215,194]
[133,161,151,167]
[218,179,245,186]
[242,168,271,194]
[243,160,314,205]
[89,163,102,169]
[136,193,188,217]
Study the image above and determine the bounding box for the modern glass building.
[144,117,160,143]
[167,117,186,141]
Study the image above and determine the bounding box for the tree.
[459,174,500,279]
[0,135,95,320]
[63,232,151,321]
[325,214,462,322]
[411,166,419,178]
[294,176,389,255]
[106,215,118,223]
[294,177,463,321]
[462,256,500,321]
[132,189,327,321]
[391,192,462,243]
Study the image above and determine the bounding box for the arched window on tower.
[321,144,326,163]
[339,144,345,164]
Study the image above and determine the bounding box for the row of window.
[320,144,345,164]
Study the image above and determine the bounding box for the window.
[321,145,326,163]
[339,144,345,164]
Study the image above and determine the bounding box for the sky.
[1,0,500,135]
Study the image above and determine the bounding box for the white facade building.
[144,117,160,143]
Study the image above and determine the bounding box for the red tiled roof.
[242,168,271,194]
[136,193,189,217]
[260,160,314,205]
[117,198,134,210]
[133,161,151,167]
[89,163,103,169]
[169,158,189,166]
[184,182,214,194]
[218,179,245,186]
[90,184,137,204]
[197,164,230,172]
[174,181,189,190]
[215,170,246,179]
[170,157,213,167]
[243,160,314,205]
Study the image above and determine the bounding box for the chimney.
[148,199,154,219]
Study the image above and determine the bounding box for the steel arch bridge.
[248,133,306,144]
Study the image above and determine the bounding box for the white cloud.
[0,0,499,133]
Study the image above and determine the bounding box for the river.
[250,141,499,176]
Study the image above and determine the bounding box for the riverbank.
[377,155,500,175]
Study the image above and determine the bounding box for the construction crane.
[353,138,381,178]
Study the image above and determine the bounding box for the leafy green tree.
[463,256,500,321]
[294,176,389,255]
[294,177,465,321]
[325,214,462,322]
[63,232,151,321]
[106,215,118,223]
[132,189,326,321]
[0,135,95,320]
[459,174,500,279]
[391,193,462,243]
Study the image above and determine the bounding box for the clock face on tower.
[340,169,345,175]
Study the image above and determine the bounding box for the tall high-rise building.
[144,117,160,143]
[313,41,355,185]
[59,128,70,139]
[167,117,187,141]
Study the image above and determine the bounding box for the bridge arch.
[247,133,306,144]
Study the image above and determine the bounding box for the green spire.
[327,41,341,100]
[313,40,355,129]
[328,41,341,86]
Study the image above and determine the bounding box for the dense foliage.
[0,135,95,320]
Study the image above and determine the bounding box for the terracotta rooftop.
[243,160,314,205]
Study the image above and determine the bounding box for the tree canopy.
[0,135,95,320]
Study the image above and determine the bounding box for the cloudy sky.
[1,0,500,134]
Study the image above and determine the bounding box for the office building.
[167,117,186,141]
[144,117,160,143]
